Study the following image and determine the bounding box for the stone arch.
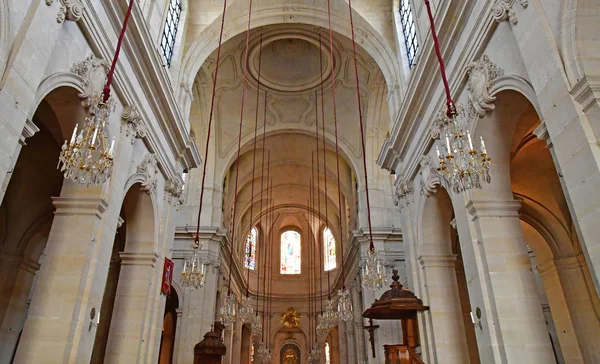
[177,1,401,117]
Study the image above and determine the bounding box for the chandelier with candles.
[180,239,207,290]
[423,0,492,193]
[58,0,138,185]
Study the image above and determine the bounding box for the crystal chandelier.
[250,314,262,336]
[58,99,115,185]
[219,294,237,325]
[317,299,337,335]
[361,249,387,291]
[239,296,255,324]
[423,0,491,193]
[180,241,207,290]
[308,343,321,363]
[257,342,271,363]
[57,0,136,185]
[435,105,491,193]
[336,289,354,322]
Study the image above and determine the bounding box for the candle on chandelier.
[480,136,487,154]
[70,124,79,144]
[436,145,441,159]
[91,127,98,146]
[445,133,451,154]
[108,137,115,156]
[467,131,474,150]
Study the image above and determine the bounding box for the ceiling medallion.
[280,307,301,328]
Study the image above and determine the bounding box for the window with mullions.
[161,0,182,67]
[399,0,419,68]
[280,230,301,274]
[323,227,336,271]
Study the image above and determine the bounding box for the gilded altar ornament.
[280,308,301,328]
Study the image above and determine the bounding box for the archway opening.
[158,287,179,364]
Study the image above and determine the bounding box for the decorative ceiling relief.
[492,0,528,25]
[70,54,110,109]
[272,98,311,124]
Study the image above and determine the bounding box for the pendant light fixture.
[182,0,231,291]
[424,0,491,193]
[58,0,139,185]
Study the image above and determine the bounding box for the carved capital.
[137,154,159,194]
[164,178,185,206]
[419,155,441,197]
[492,0,528,25]
[466,55,504,118]
[393,180,414,208]
[121,105,147,144]
[533,120,552,148]
[47,0,84,23]
[70,55,110,108]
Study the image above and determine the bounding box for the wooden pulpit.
[194,322,226,364]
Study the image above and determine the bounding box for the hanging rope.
[318,34,331,300]
[314,89,324,325]
[326,0,347,291]
[194,0,229,247]
[423,0,454,114]
[260,91,269,341]
[228,0,255,296]
[266,179,274,348]
[346,0,376,253]
[102,0,136,102]
[246,35,264,297]
[257,152,270,311]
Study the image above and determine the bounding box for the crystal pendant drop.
[361,249,387,291]
[219,294,237,325]
[321,299,338,330]
[336,289,353,322]
[250,314,262,336]
[239,296,255,323]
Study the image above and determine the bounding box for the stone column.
[555,255,600,362]
[337,320,348,364]
[104,251,160,363]
[0,257,39,363]
[351,285,367,363]
[418,254,469,364]
[13,193,117,364]
[230,316,243,364]
[346,315,357,364]
[466,199,555,362]
[172,308,183,363]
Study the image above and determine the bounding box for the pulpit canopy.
[363,269,429,320]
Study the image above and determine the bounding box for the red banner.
[161,258,174,295]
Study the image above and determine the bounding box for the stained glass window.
[160,0,182,67]
[280,230,301,274]
[324,227,336,271]
[325,342,331,364]
[245,227,258,270]
[400,0,419,68]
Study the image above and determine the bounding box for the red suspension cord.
[102,0,136,102]
[246,35,263,298]
[315,89,324,319]
[258,153,270,313]
[228,0,255,296]
[194,0,228,246]
[424,0,454,113]
[326,0,347,291]
[347,0,376,252]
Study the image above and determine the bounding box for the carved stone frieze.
[492,0,528,25]
[137,154,159,194]
[46,0,84,23]
[393,180,414,208]
[164,178,185,206]
[466,55,505,118]
[419,155,441,197]
[121,105,147,144]
[70,55,110,108]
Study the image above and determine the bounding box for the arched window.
[280,230,301,274]
[161,0,182,67]
[325,342,331,364]
[323,227,336,271]
[399,0,419,68]
[245,227,258,270]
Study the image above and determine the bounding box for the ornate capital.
[46,0,84,23]
[121,105,147,144]
[419,155,441,197]
[393,180,414,208]
[492,0,528,25]
[70,55,110,108]
[164,178,185,206]
[533,120,552,147]
[466,55,504,118]
[137,154,159,194]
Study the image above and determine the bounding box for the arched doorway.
[158,287,179,364]
[0,86,83,362]
[280,343,300,364]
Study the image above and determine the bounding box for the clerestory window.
[399,0,419,68]
[161,0,182,67]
